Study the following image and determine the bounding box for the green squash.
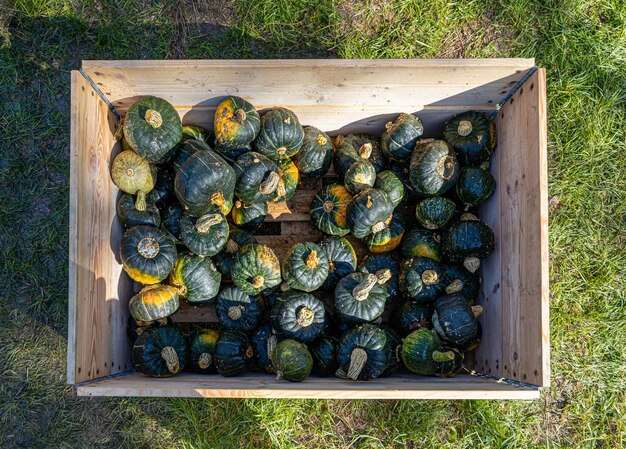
[399,257,448,303]
[250,322,276,373]
[168,253,221,305]
[232,244,282,295]
[391,301,433,337]
[401,328,453,376]
[401,228,442,261]
[271,157,299,203]
[271,339,313,382]
[120,225,177,284]
[182,125,212,143]
[231,200,267,232]
[233,152,280,203]
[255,108,305,160]
[272,290,327,343]
[344,159,376,194]
[215,330,252,377]
[129,284,179,322]
[379,328,402,377]
[174,143,236,217]
[189,328,219,374]
[432,294,482,347]
[161,202,183,241]
[334,272,388,324]
[292,126,333,177]
[415,196,457,230]
[111,150,156,211]
[215,143,252,165]
[390,161,419,202]
[334,134,387,179]
[456,166,496,206]
[459,320,482,351]
[374,170,405,208]
[442,214,495,272]
[319,236,357,291]
[336,324,392,380]
[126,315,172,346]
[309,336,338,377]
[358,255,399,301]
[444,264,481,302]
[443,110,496,165]
[179,211,229,257]
[282,242,329,292]
[213,229,256,279]
[215,285,263,333]
[381,113,424,162]
[117,193,160,229]
[122,96,182,164]
[146,168,175,208]
[435,347,464,377]
[346,187,394,239]
[310,184,353,236]
[170,139,205,172]
[409,139,459,196]
[132,326,188,377]
[365,211,405,253]
[214,96,260,147]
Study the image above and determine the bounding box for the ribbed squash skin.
[433,294,480,346]
[391,301,433,337]
[409,139,459,196]
[117,193,160,229]
[132,326,188,377]
[215,330,251,376]
[161,202,183,240]
[442,219,495,261]
[126,315,172,346]
[182,125,212,143]
[344,159,376,194]
[381,113,424,162]
[215,143,252,165]
[334,134,387,179]
[189,329,219,374]
[415,197,457,230]
[147,168,175,208]
[390,161,419,202]
[231,200,267,231]
[179,212,229,257]
[214,96,260,147]
[443,110,496,165]
[346,188,394,239]
[168,253,221,305]
[120,225,177,284]
[233,152,280,203]
[129,284,179,322]
[272,157,299,203]
[401,329,443,375]
[292,126,333,176]
[319,236,357,291]
[310,184,353,236]
[250,322,276,373]
[272,291,327,343]
[379,328,402,377]
[272,339,313,382]
[255,108,304,160]
[374,170,405,208]
[456,166,496,206]
[337,324,392,380]
[334,272,388,324]
[399,257,448,303]
[365,212,405,253]
[401,228,442,261]
[170,139,204,172]
[213,229,256,279]
[309,336,338,377]
[282,242,329,292]
[358,255,399,301]
[215,286,263,332]
[232,244,282,295]
[435,347,464,377]
[111,150,156,211]
[444,264,481,302]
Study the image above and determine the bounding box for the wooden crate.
[68,59,549,399]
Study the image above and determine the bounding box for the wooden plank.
[266,190,317,222]
[172,303,218,323]
[77,372,539,399]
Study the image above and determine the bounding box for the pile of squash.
[112,95,496,381]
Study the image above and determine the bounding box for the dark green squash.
[310,184,353,236]
[126,315,172,346]
[399,257,448,303]
[214,96,260,147]
[444,264,481,302]
[170,139,206,172]
[334,272,388,324]
[120,225,177,284]
[381,113,424,162]
[401,328,453,376]
[346,187,394,239]
[415,196,457,230]
[358,255,399,301]
[443,110,496,165]
[442,213,495,273]
[233,152,280,203]
[182,125,212,143]
[344,159,376,194]
[174,143,236,217]
[391,301,433,337]
[254,108,305,160]
[432,294,482,347]
[213,229,256,279]
[292,126,333,177]
[379,328,402,377]
[390,161,419,202]
[334,134,387,179]
[365,211,405,253]
[336,324,392,380]
[215,285,263,333]
[231,200,267,232]
[232,244,282,295]
[122,96,182,164]
[189,328,219,374]
[250,322,277,373]
[132,326,188,377]
[179,212,229,257]
[282,242,329,292]
[117,193,160,229]
[271,157,299,203]
[458,320,482,351]
[309,336,338,377]
[456,166,496,206]
[147,168,175,208]
[272,291,327,343]
[111,150,156,211]
[214,330,252,377]
[215,143,252,165]
[374,170,405,208]
[409,139,459,196]
[435,347,464,377]
[319,236,357,291]
[129,284,179,322]
[168,253,221,305]
[271,339,313,382]
[401,228,442,261]
[161,202,183,241]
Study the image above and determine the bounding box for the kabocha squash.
[443,110,496,165]
[213,229,256,279]
[250,322,277,373]
[214,96,260,147]
[179,212,229,257]
[168,253,221,305]
[292,126,333,176]
[444,264,480,302]
[147,168,175,208]
[271,157,299,203]
[271,339,313,382]
[401,228,442,261]
[344,159,376,194]
[129,284,179,322]
[122,96,182,164]
[442,213,495,273]
[456,166,496,206]
[182,125,211,143]
[415,196,457,230]
[374,170,405,208]
[309,336,338,377]
[132,326,188,377]
[335,272,388,324]
[233,152,280,203]
[432,294,482,347]
[435,347,464,377]
[310,184,352,236]
[365,211,405,253]
[120,226,177,284]
[381,113,424,162]
[282,242,329,292]
[399,257,448,303]
[232,244,282,295]
[126,315,172,345]
[161,202,183,241]
[409,139,459,196]
[215,143,251,165]
[391,301,433,337]
[255,108,304,160]
[334,133,386,179]
[215,286,263,333]
[346,187,394,239]
[231,200,267,232]
[390,161,419,202]
[111,150,156,211]
[319,236,357,291]
[189,329,219,374]
[459,320,482,351]
[401,328,453,376]
[336,324,392,380]
[174,144,236,217]
[215,330,252,377]
[273,291,327,343]
[117,193,160,229]
[170,139,205,172]
[379,328,402,377]
[358,255,399,301]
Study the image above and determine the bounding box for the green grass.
[1,0,625,447]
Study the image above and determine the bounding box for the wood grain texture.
[171,303,218,323]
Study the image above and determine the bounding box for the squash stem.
[322,200,334,213]
[226,238,239,254]
[347,348,368,380]
[259,172,280,195]
[198,353,212,369]
[445,279,464,295]
[161,346,180,373]
[144,109,163,129]
[135,191,147,211]
[195,213,223,234]
[137,237,160,259]
[352,273,377,301]
[227,306,242,320]
[234,108,247,124]
[432,350,455,363]
[358,143,373,159]
[210,191,226,213]
[251,275,265,289]
[471,305,484,317]
[267,335,277,360]
[463,257,480,274]
[421,269,439,285]
[460,212,479,222]
[316,134,328,145]
[375,269,392,285]
[457,120,473,137]
[371,221,387,233]
[296,306,315,327]
[305,250,319,269]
